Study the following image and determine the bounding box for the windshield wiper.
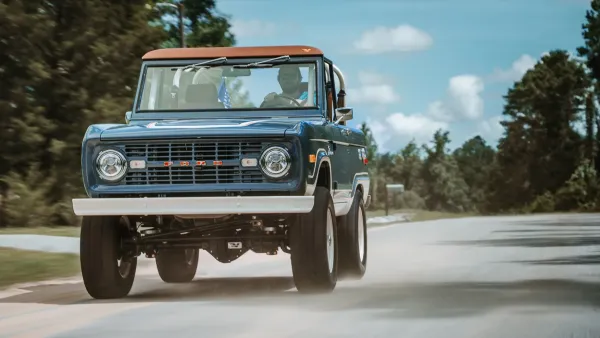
[232,55,291,69]
[171,57,228,71]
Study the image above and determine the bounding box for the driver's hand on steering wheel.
[264,92,277,101]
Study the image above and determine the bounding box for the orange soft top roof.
[142,45,324,60]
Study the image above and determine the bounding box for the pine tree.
[153,0,235,48]
[490,50,589,211]
[0,0,167,226]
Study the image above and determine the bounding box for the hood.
[99,118,304,141]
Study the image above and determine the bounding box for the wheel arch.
[306,152,332,195]
[334,172,370,216]
[316,160,332,191]
[356,183,364,197]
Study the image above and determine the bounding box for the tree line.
[2,1,600,227]
[362,0,600,215]
[0,0,242,227]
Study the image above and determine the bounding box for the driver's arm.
[264,92,277,101]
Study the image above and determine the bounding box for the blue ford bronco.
[72,45,371,299]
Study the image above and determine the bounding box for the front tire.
[156,248,199,283]
[289,186,338,293]
[337,189,368,280]
[80,216,137,299]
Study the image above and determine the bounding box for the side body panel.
[290,122,369,217]
[336,124,370,215]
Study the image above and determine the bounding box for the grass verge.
[0,226,80,238]
[0,248,80,289]
[409,210,477,222]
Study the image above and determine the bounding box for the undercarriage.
[124,213,292,263]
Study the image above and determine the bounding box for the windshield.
[136,62,318,112]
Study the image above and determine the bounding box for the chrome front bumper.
[72,196,315,216]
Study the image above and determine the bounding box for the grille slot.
[122,141,266,185]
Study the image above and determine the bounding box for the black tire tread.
[290,186,338,293]
[155,249,199,283]
[337,189,368,279]
[80,216,137,299]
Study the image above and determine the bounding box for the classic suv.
[72,45,371,299]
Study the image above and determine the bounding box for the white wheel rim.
[326,208,335,274]
[118,258,132,278]
[358,205,365,263]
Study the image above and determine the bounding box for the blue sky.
[215,0,590,152]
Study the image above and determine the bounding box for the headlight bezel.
[95,149,128,182]
[259,145,292,179]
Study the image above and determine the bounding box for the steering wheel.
[260,94,303,108]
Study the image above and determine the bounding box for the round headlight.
[260,146,291,178]
[96,150,127,182]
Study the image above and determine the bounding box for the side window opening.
[325,61,339,124]
[324,61,337,122]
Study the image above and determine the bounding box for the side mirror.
[334,107,353,124]
[125,111,132,123]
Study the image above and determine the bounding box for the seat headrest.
[185,84,218,103]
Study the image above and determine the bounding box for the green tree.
[452,136,496,211]
[0,0,167,226]
[584,91,597,163]
[577,0,600,85]
[490,50,589,211]
[393,140,423,193]
[153,0,235,48]
[578,0,600,173]
[388,141,426,210]
[421,130,471,212]
[371,152,395,209]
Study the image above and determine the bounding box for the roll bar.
[325,63,347,108]
[332,64,345,91]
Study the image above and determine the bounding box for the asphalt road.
[1,213,600,338]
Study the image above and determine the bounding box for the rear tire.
[156,248,199,283]
[289,186,338,293]
[80,216,137,299]
[337,189,367,280]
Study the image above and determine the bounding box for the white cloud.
[489,54,537,82]
[356,71,393,85]
[346,71,400,105]
[353,25,433,54]
[357,72,487,152]
[347,85,399,105]
[426,74,485,121]
[230,19,276,38]
[368,119,393,152]
[367,113,449,153]
[387,113,448,138]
